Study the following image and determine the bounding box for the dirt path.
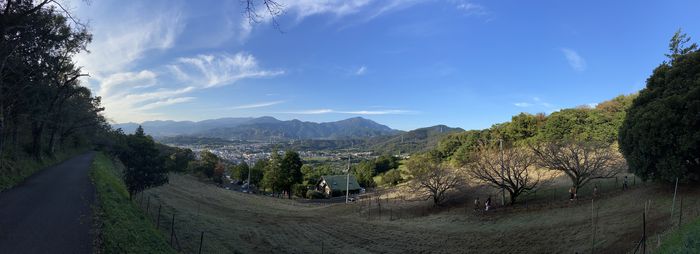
[0,152,96,253]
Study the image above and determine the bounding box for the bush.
[383,169,403,186]
[292,184,308,198]
[306,190,325,199]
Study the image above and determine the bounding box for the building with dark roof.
[316,175,361,197]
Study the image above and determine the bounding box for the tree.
[167,148,194,172]
[353,160,376,188]
[382,168,403,186]
[250,159,267,186]
[213,162,226,184]
[619,30,700,182]
[198,150,219,178]
[229,161,250,181]
[531,141,625,192]
[468,145,546,205]
[280,150,303,198]
[406,153,463,206]
[119,126,168,199]
[373,155,399,174]
[262,150,285,195]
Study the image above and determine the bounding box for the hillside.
[201,117,399,141]
[113,117,399,140]
[137,173,700,253]
[367,125,463,154]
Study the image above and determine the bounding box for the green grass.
[0,148,86,191]
[657,216,700,253]
[90,152,175,254]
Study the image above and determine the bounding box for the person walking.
[485,197,492,211]
[623,176,629,190]
[569,186,575,201]
[474,197,481,211]
[593,185,598,199]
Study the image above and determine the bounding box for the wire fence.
[133,192,207,254]
[128,174,699,254]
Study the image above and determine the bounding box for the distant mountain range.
[113,116,401,140]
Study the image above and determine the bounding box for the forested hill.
[115,117,399,140]
[434,94,637,164]
[366,125,463,154]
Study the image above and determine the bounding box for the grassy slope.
[90,152,175,254]
[0,148,86,191]
[657,216,700,253]
[139,173,700,253]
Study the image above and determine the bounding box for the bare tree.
[468,145,547,205]
[406,153,463,206]
[243,0,284,30]
[531,141,626,193]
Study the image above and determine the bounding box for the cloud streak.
[228,100,286,110]
[171,53,284,88]
[355,66,367,75]
[281,109,415,115]
[561,48,586,71]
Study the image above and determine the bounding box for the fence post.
[156,204,162,229]
[199,231,204,254]
[321,240,324,254]
[671,177,679,227]
[146,196,151,214]
[643,211,646,254]
[170,213,175,246]
[679,196,683,229]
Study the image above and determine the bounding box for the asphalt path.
[0,152,96,253]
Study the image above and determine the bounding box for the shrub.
[306,190,325,199]
[292,184,308,198]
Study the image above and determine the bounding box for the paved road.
[0,152,96,253]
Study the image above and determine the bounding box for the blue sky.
[71,0,700,131]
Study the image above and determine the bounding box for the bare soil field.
[140,174,700,253]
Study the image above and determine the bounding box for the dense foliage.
[619,31,700,182]
[0,1,107,164]
[117,127,168,198]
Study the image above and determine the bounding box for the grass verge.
[657,216,700,253]
[90,152,175,254]
[0,148,87,191]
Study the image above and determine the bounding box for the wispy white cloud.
[281,109,414,115]
[97,70,158,97]
[514,97,556,109]
[228,100,286,110]
[138,97,196,111]
[76,8,183,75]
[355,66,367,75]
[171,53,284,88]
[560,48,587,71]
[240,0,423,41]
[339,109,413,115]
[454,1,487,16]
[284,109,335,115]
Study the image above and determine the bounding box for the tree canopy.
[619,30,700,182]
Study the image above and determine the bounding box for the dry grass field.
[139,174,700,253]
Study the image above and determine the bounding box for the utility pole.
[346,156,351,204]
[246,159,251,192]
[500,139,505,206]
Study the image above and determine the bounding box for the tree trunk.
[47,127,57,156]
[31,123,44,159]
